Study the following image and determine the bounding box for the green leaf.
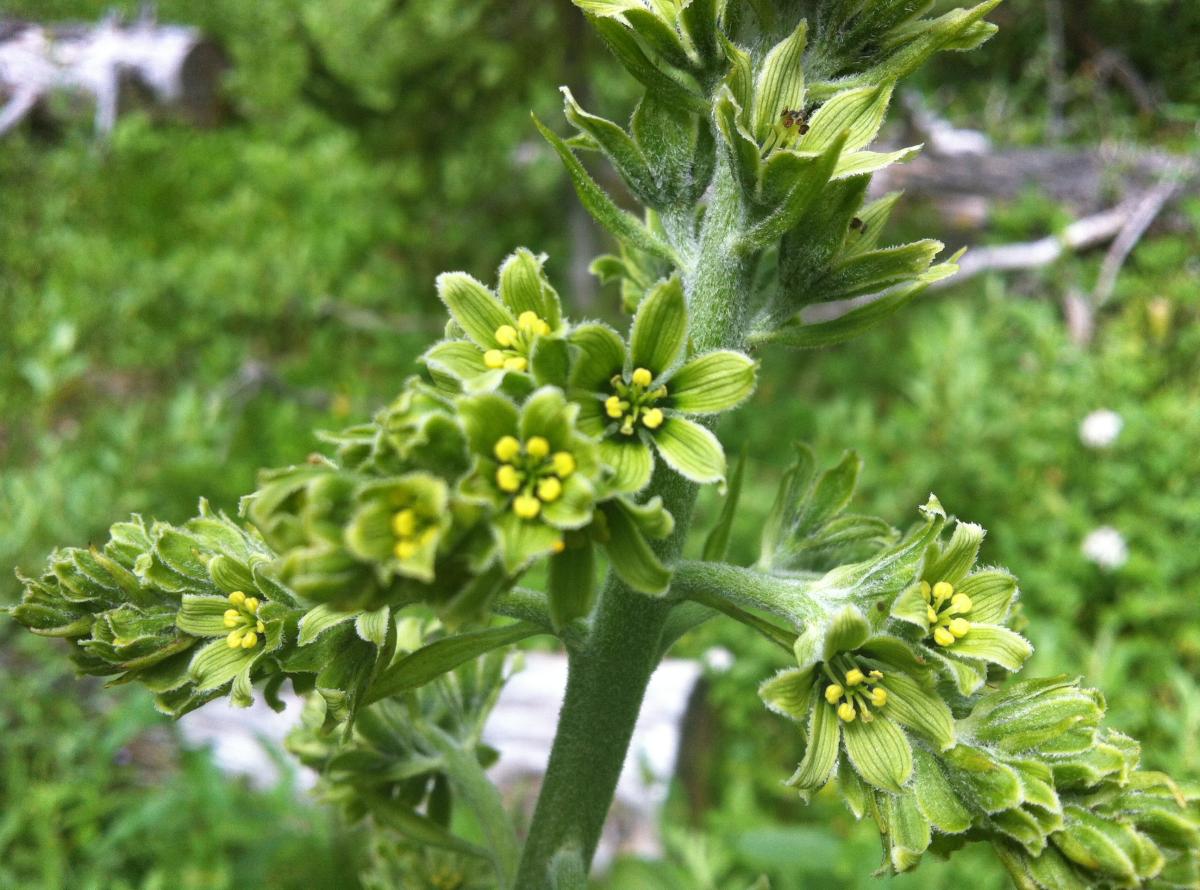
[800,82,894,153]
[498,248,562,328]
[437,272,514,349]
[600,500,672,595]
[831,145,921,180]
[366,622,542,704]
[913,748,972,833]
[599,438,655,493]
[759,665,815,722]
[946,624,1033,671]
[742,133,846,250]
[188,637,259,692]
[751,20,808,142]
[652,417,725,484]
[812,240,943,304]
[715,87,761,198]
[702,447,745,562]
[176,594,236,637]
[630,277,687,375]
[549,542,596,631]
[586,16,706,113]
[533,114,677,264]
[842,713,912,793]
[298,603,358,646]
[669,350,757,414]
[562,87,658,207]
[785,695,839,797]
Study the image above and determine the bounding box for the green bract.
[570,277,757,491]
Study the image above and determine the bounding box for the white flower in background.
[1079,409,1123,449]
[702,647,734,674]
[1082,526,1128,571]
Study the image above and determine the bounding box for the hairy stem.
[515,160,751,887]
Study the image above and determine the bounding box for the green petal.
[230,665,255,708]
[600,500,671,595]
[947,624,1033,671]
[924,521,984,586]
[548,542,596,630]
[355,607,391,647]
[519,386,574,450]
[530,337,570,388]
[759,666,816,722]
[436,272,514,349]
[421,340,487,387]
[629,277,687,376]
[957,570,1018,624]
[890,581,931,628]
[458,392,520,457]
[541,474,596,530]
[568,323,627,393]
[575,397,607,437]
[177,594,237,637]
[298,603,359,646]
[913,748,973,833]
[188,637,260,692]
[875,669,955,750]
[885,792,932,872]
[821,606,870,660]
[498,248,562,328]
[928,646,987,695]
[652,417,725,484]
[842,714,913,793]
[942,745,1022,813]
[667,350,757,414]
[599,438,654,493]
[496,512,563,575]
[786,699,839,797]
[615,494,674,540]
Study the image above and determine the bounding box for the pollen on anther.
[632,367,653,387]
[642,408,664,429]
[837,702,857,722]
[552,452,576,477]
[526,436,550,459]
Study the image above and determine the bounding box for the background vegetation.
[1,0,1196,886]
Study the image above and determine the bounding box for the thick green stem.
[515,160,751,888]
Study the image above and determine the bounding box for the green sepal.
[298,603,359,646]
[913,748,973,833]
[742,133,847,250]
[885,792,932,871]
[599,499,672,595]
[568,323,626,393]
[598,437,655,494]
[702,446,745,562]
[187,637,261,693]
[176,594,237,637]
[548,541,597,631]
[876,668,956,750]
[925,521,986,587]
[942,624,1033,671]
[561,87,657,208]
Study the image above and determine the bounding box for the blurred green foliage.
[2,0,1198,887]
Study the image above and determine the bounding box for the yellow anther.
[605,395,625,419]
[824,683,844,704]
[484,349,505,369]
[420,527,439,544]
[394,540,418,560]
[631,367,653,387]
[920,580,932,601]
[933,626,956,647]
[494,324,517,347]
[526,436,550,459]
[244,597,260,614]
[949,617,971,638]
[256,620,266,633]
[869,687,888,707]
[494,435,521,462]
[537,477,563,502]
[226,630,244,649]
[552,451,576,477]
[517,310,541,331]
[837,702,857,722]
[496,464,522,493]
[241,631,258,649]
[642,408,664,429]
[551,539,566,554]
[392,508,417,537]
[536,320,551,336]
[932,581,954,604]
[503,356,528,372]
[950,593,973,614]
[513,495,541,520]
[927,606,939,624]
[845,668,866,686]
[868,670,884,679]
[224,608,240,621]
[224,615,239,629]
[228,591,246,606]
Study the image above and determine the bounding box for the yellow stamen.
[224,615,239,629]
[552,451,576,477]
[392,508,417,537]
[551,539,566,554]
[537,477,563,502]
[869,687,888,707]
[513,495,541,520]
[494,324,517,347]
[420,527,439,544]
[503,356,528,372]
[228,591,246,606]
[825,683,844,704]
[394,540,418,560]
[642,408,664,429]
[517,310,540,331]
[244,597,259,614]
[494,435,521,463]
[868,670,884,679]
[241,631,258,649]
[226,630,243,649]
[845,668,865,686]
[933,626,956,647]
[224,608,240,621]
[631,367,653,387]
[927,606,939,624]
[256,620,266,633]
[837,702,857,722]
[950,593,973,614]
[949,617,971,638]
[605,395,624,419]
[496,464,521,493]
[932,581,954,604]
[526,436,550,459]
[920,580,932,601]
[537,320,551,336]
[484,349,505,369]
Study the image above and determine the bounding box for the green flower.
[890,521,1033,693]
[761,606,955,801]
[422,249,567,392]
[569,276,757,491]
[343,474,453,584]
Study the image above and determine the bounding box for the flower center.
[605,367,667,436]
[922,580,973,647]
[391,507,438,560]
[823,656,887,723]
[492,434,576,521]
[483,311,552,372]
[223,590,266,649]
